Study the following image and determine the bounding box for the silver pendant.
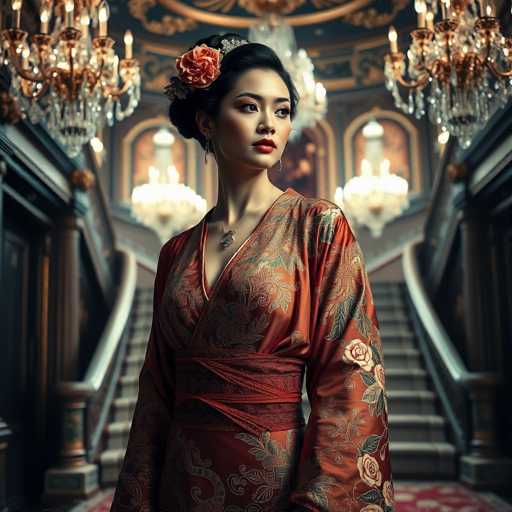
[220,230,236,248]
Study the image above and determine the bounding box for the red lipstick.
[252,138,277,153]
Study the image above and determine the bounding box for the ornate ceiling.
[108,0,417,93]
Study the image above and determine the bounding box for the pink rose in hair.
[176,44,221,88]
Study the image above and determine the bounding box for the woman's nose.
[257,115,276,134]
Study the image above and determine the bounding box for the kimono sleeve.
[110,240,176,511]
[288,206,395,512]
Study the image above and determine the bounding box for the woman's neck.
[211,174,283,225]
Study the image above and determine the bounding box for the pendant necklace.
[211,207,236,249]
[220,225,236,249]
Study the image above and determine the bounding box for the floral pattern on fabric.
[110,188,394,512]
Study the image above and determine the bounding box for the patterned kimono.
[110,187,395,512]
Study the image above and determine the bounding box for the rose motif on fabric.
[176,44,221,88]
[374,364,385,389]
[360,505,384,512]
[342,339,374,372]
[383,480,395,506]
[357,453,382,487]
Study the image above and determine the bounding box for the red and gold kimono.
[110,187,395,512]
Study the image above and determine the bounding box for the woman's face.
[210,68,293,172]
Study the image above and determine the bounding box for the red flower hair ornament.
[164,38,249,102]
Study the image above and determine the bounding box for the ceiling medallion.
[129,0,198,35]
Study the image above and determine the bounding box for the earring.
[204,138,211,164]
[277,158,282,172]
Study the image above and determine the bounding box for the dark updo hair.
[167,33,299,150]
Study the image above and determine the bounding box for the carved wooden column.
[54,213,82,380]
[459,204,493,371]
[44,169,99,503]
[455,181,512,488]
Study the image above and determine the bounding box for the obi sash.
[173,353,306,436]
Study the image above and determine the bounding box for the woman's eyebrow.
[234,92,290,104]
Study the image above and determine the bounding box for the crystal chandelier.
[384,0,512,148]
[0,0,141,157]
[249,14,327,140]
[131,128,207,242]
[335,119,409,237]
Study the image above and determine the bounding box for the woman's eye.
[240,103,258,112]
[278,108,291,117]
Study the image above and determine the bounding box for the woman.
[110,33,395,512]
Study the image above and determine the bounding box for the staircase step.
[112,397,137,422]
[388,414,447,442]
[380,332,416,348]
[131,320,152,333]
[389,441,457,478]
[385,368,429,391]
[118,375,139,398]
[105,421,132,449]
[123,354,145,376]
[136,288,153,298]
[371,282,404,291]
[387,390,437,415]
[382,348,422,369]
[129,333,150,346]
[380,326,414,336]
[375,310,409,323]
[135,291,153,306]
[373,288,404,300]
[126,342,148,358]
[373,302,408,314]
[100,448,126,485]
[105,421,132,451]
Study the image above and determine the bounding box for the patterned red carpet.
[68,482,512,512]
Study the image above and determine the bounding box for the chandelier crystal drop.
[335,119,409,238]
[1,0,141,158]
[384,0,512,149]
[249,15,327,140]
[131,128,207,242]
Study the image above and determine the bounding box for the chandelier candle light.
[0,0,141,157]
[384,0,512,148]
[131,128,207,241]
[335,119,409,238]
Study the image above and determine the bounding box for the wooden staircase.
[371,281,457,479]
[100,287,154,485]
[100,282,457,486]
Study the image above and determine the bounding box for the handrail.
[58,248,137,396]
[53,247,137,467]
[403,238,499,386]
[402,237,502,456]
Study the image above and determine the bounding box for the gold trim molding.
[129,0,198,35]
[159,0,372,27]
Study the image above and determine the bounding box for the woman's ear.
[195,110,214,139]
